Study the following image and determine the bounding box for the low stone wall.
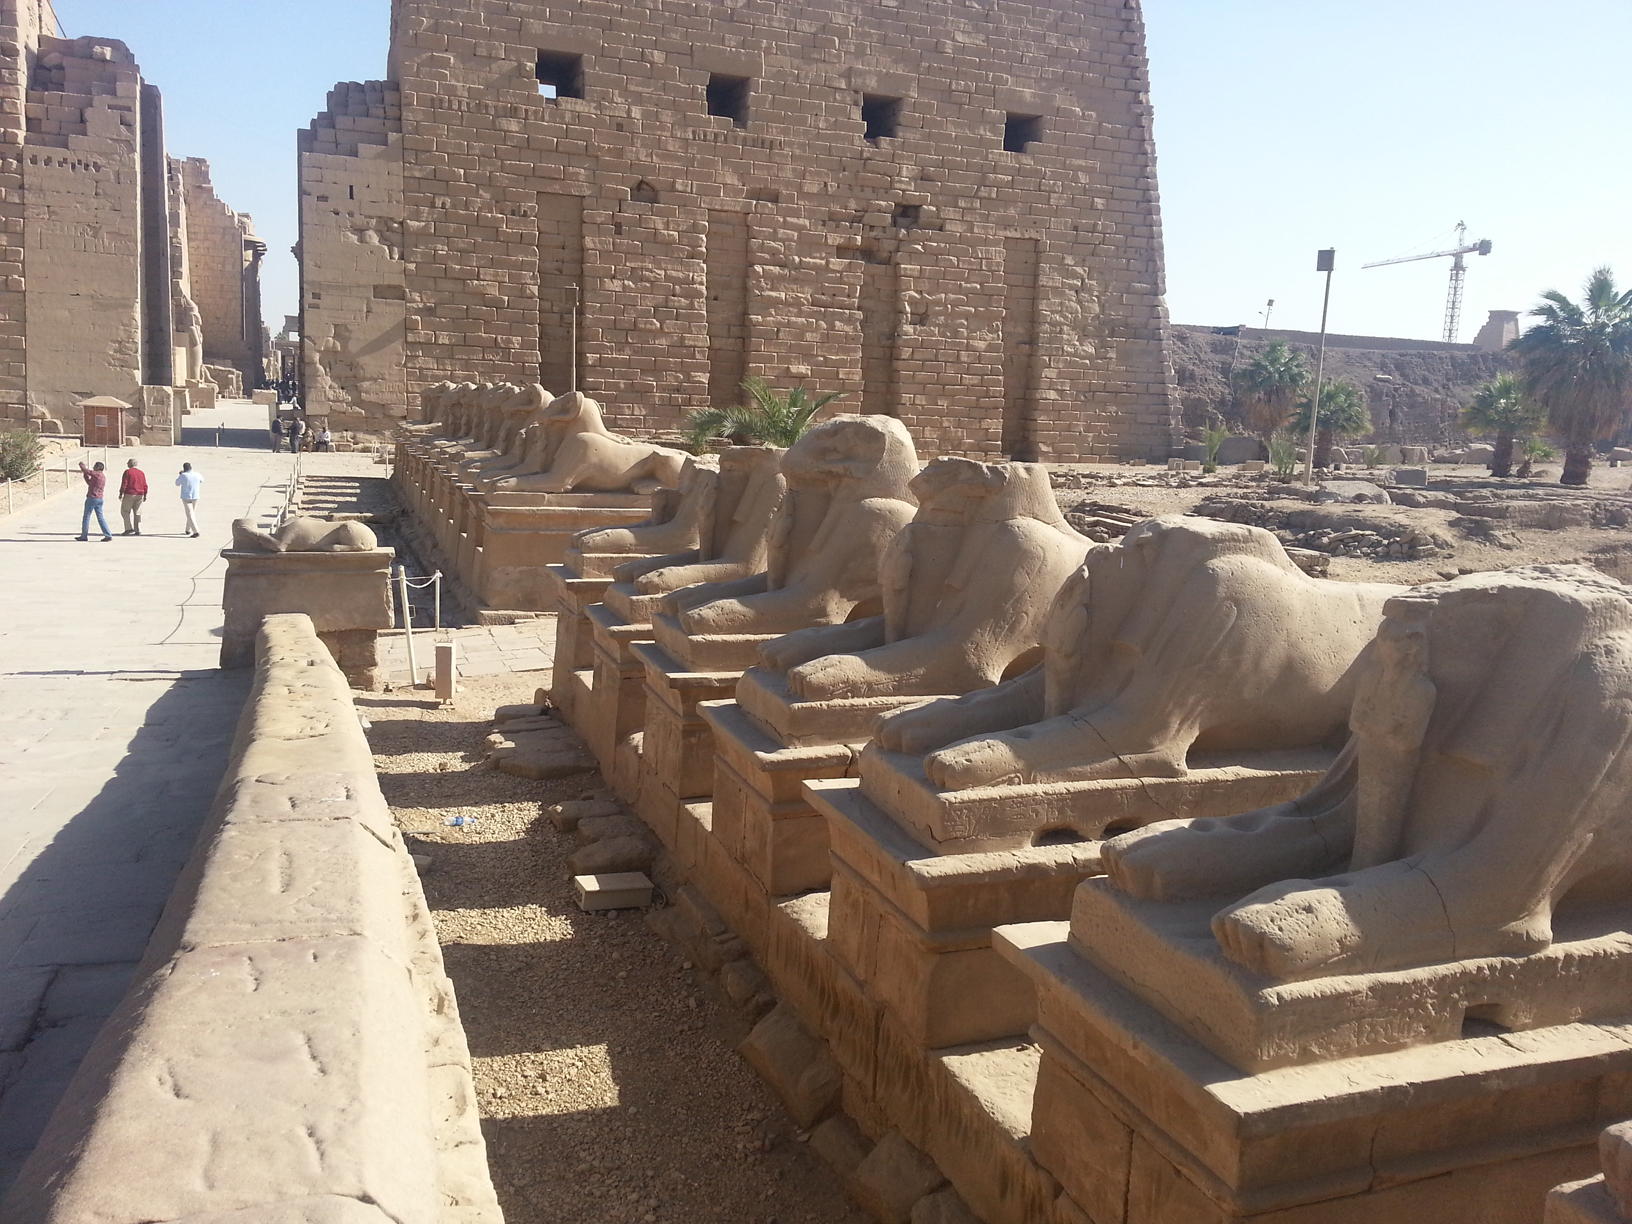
[2,613,500,1224]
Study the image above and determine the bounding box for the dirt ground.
[361,678,867,1224]
[1051,461,1632,585]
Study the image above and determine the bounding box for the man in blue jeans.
[76,460,112,542]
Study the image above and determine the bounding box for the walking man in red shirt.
[75,460,112,542]
[118,458,147,536]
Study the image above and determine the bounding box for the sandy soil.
[1051,462,1632,585]
[362,678,866,1224]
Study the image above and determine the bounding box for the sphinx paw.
[925,737,1027,790]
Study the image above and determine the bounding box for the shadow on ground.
[0,667,250,1192]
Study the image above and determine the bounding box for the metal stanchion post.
[434,572,442,630]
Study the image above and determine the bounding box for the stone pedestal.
[858,742,1334,854]
[220,547,395,688]
[547,548,671,728]
[581,594,664,802]
[797,745,1333,1051]
[702,699,859,898]
[630,641,740,838]
[995,922,1618,1224]
[700,667,943,897]
[805,778,1099,1048]
[472,492,653,611]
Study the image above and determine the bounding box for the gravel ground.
[361,677,867,1224]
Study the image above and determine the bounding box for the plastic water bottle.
[444,816,476,828]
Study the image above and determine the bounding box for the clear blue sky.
[58,0,393,330]
[57,0,1632,343]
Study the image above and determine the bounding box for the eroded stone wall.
[182,157,265,394]
[298,80,406,430]
[303,0,1177,457]
[0,1,261,431]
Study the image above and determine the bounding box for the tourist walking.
[270,416,285,452]
[176,462,203,538]
[290,416,307,453]
[118,458,147,536]
[75,460,112,542]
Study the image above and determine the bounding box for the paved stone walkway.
[0,403,378,1188]
[376,621,558,688]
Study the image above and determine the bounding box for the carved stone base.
[474,492,652,611]
[652,611,778,673]
[806,778,1100,1048]
[630,641,740,800]
[858,743,1336,854]
[701,699,858,898]
[220,547,394,682]
[736,667,945,748]
[1072,881,1632,1072]
[996,922,1618,1224]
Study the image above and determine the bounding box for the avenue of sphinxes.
[4,2,1632,1224]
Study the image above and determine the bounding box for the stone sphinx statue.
[590,446,784,596]
[462,384,552,475]
[401,381,458,436]
[875,515,1401,790]
[231,516,379,553]
[571,452,718,559]
[1102,565,1632,983]
[482,392,688,495]
[665,414,918,638]
[425,382,483,450]
[758,458,1089,701]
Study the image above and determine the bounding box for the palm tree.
[684,377,847,450]
[1289,379,1370,470]
[1459,373,1544,478]
[1234,341,1311,453]
[1508,267,1632,486]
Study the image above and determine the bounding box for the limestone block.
[1315,479,1391,503]
[852,1132,947,1224]
[219,548,394,674]
[1548,1179,1624,1224]
[739,1004,843,1128]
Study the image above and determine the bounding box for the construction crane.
[1362,222,1493,343]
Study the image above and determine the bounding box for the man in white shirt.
[175,462,203,537]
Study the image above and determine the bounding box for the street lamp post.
[1302,249,1336,487]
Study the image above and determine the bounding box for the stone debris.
[573,872,656,912]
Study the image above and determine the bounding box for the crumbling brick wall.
[302,0,1178,458]
[297,81,406,430]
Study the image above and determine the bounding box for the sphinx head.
[779,414,918,498]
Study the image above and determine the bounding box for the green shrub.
[0,429,40,482]
[1267,434,1299,480]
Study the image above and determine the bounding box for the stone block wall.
[298,80,408,430]
[1,614,500,1224]
[0,0,264,431]
[301,0,1178,459]
[181,157,266,394]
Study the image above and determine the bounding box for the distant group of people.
[76,459,203,541]
[270,415,332,453]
